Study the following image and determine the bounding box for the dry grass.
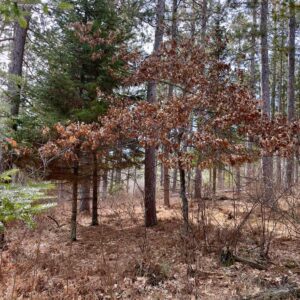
[0,193,300,299]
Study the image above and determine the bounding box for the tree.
[260,0,273,202]
[286,0,296,189]
[144,0,165,227]
[7,6,30,130]
[110,40,299,232]
[164,0,178,208]
[194,0,208,201]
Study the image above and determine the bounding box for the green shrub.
[0,169,56,233]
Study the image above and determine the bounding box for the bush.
[0,169,56,234]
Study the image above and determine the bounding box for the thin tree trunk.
[163,163,170,207]
[286,0,296,189]
[236,167,241,197]
[115,169,121,185]
[160,162,164,187]
[247,1,257,185]
[126,169,130,193]
[271,2,278,119]
[218,167,223,190]
[260,0,273,202]
[163,0,177,208]
[247,1,257,186]
[144,147,157,226]
[133,167,137,196]
[194,0,207,200]
[79,167,90,214]
[8,9,30,127]
[187,170,191,196]
[144,0,165,227]
[71,161,79,241]
[109,169,114,192]
[172,168,177,192]
[212,167,217,195]
[179,166,189,232]
[92,153,99,226]
[250,0,257,95]
[194,167,202,199]
[102,169,108,199]
[276,17,285,187]
[0,146,3,173]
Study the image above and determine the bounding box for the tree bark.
[286,0,296,189]
[163,162,170,207]
[144,147,158,226]
[194,0,207,199]
[163,0,177,208]
[212,167,217,195]
[179,166,189,233]
[102,169,108,199]
[92,153,99,226]
[194,167,202,199]
[160,162,163,187]
[8,9,30,128]
[71,161,79,241]
[250,0,257,95]
[276,15,286,187]
[270,2,278,119]
[172,168,177,192]
[144,0,165,227]
[236,167,241,197]
[260,0,273,202]
[79,175,90,213]
[109,169,114,192]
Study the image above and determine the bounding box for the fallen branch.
[47,215,65,228]
[241,285,300,300]
[220,248,267,270]
[233,255,267,270]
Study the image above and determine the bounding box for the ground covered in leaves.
[1,193,300,299]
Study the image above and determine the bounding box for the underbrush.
[0,191,299,299]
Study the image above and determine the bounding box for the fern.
[0,169,56,232]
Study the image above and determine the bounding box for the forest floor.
[1,191,300,299]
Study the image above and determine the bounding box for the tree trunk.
[144,0,165,227]
[194,0,207,200]
[270,2,278,119]
[172,168,177,192]
[179,166,189,232]
[126,169,130,193]
[160,162,164,187]
[247,0,257,187]
[102,169,108,199]
[260,0,273,202]
[109,169,114,192]
[236,167,241,197]
[286,0,296,189]
[250,0,257,95]
[276,16,285,187]
[115,169,121,185]
[218,167,224,190]
[194,167,202,199]
[213,167,217,195]
[163,163,170,207]
[92,153,99,226]
[0,146,3,173]
[144,147,157,227]
[8,9,30,128]
[79,177,90,213]
[201,0,207,44]
[163,0,177,208]
[71,161,79,241]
